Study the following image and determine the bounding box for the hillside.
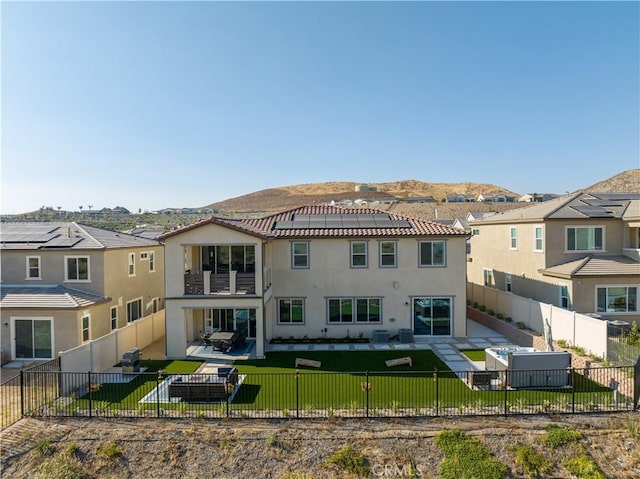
[582,168,640,194]
[205,180,520,213]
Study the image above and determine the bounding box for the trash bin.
[372,329,389,343]
[399,328,414,343]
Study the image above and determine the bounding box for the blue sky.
[2,1,638,214]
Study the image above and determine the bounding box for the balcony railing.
[184,272,256,295]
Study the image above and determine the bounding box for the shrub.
[513,443,553,478]
[496,313,504,320]
[516,321,527,329]
[541,425,582,450]
[37,453,85,479]
[556,339,569,348]
[562,446,606,479]
[505,317,512,323]
[487,309,495,316]
[473,302,479,308]
[325,445,370,476]
[35,438,55,456]
[479,304,487,312]
[96,440,122,459]
[436,429,508,479]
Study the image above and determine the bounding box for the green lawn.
[460,349,486,361]
[54,354,622,417]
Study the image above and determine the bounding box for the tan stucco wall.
[268,236,468,339]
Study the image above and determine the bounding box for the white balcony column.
[203,271,211,294]
[229,270,237,294]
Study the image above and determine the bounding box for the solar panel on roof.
[582,199,622,207]
[572,205,614,218]
[273,213,413,229]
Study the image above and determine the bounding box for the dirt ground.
[1,414,638,478]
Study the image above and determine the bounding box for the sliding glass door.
[13,318,53,360]
[413,298,452,336]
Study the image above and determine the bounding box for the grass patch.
[96,440,122,459]
[541,424,582,450]
[513,443,553,478]
[436,429,508,479]
[37,453,85,479]
[35,438,55,456]
[563,446,606,479]
[460,349,486,362]
[325,445,370,476]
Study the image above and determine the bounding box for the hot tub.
[485,347,571,388]
[485,347,537,371]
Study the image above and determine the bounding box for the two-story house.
[160,205,470,359]
[467,192,640,323]
[0,223,164,364]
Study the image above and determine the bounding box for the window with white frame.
[65,256,90,281]
[278,298,305,324]
[82,314,90,342]
[566,226,604,252]
[509,227,517,250]
[505,273,512,292]
[419,241,445,266]
[26,256,41,280]
[597,286,637,313]
[291,242,309,268]
[328,297,381,323]
[140,252,149,260]
[534,226,544,252]
[149,251,156,272]
[126,298,143,322]
[350,241,368,268]
[560,285,570,309]
[379,241,397,267]
[483,268,495,288]
[110,306,118,330]
[128,253,135,276]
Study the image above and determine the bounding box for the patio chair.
[203,337,214,350]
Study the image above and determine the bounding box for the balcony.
[184,271,256,295]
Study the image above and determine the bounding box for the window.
[597,286,637,313]
[560,285,569,309]
[26,256,41,279]
[149,251,156,272]
[278,298,305,324]
[201,245,256,273]
[126,298,143,322]
[140,252,149,260]
[291,242,309,268]
[419,241,445,266]
[82,314,90,342]
[505,273,512,292]
[472,228,480,236]
[128,253,135,276]
[328,298,381,323]
[110,306,118,330]
[379,241,397,267]
[350,241,368,268]
[567,226,604,252]
[483,268,495,288]
[510,227,517,250]
[65,256,90,281]
[534,226,544,252]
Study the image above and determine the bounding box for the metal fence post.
[571,368,576,414]
[504,370,508,416]
[296,370,300,419]
[88,371,92,419]
[156,372,161,418]
[365,371,369,418]
[225,378,230,418]
[19,370,24,418]
[633,357,640,411]
[434,370,439,417]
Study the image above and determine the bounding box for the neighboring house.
[467,193,640,323]
[477,194,515,203]
[0,223,164,364]
[518,193,559,203]
[405,196,435,204]
[160,206,470,359]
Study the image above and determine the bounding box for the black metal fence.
[607,323,640,366]
[4,364,637,423]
